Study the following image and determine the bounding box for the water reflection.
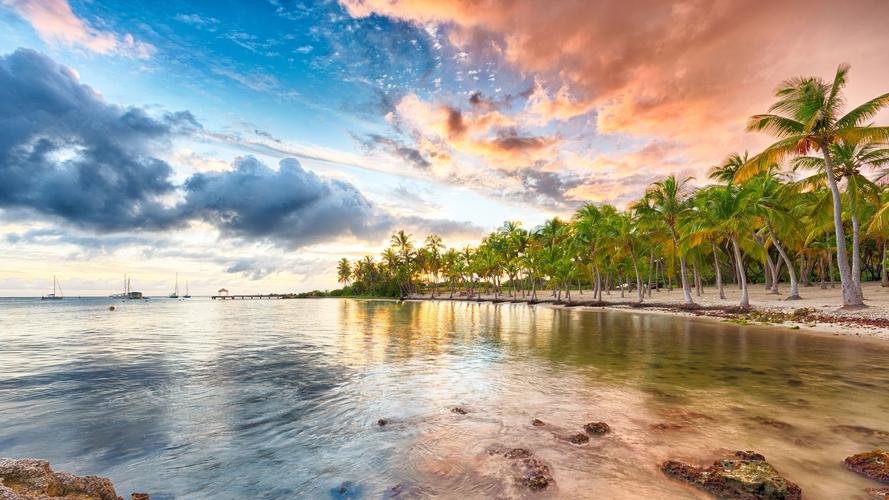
[1,298,888,498]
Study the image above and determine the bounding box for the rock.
[584,422,611,435]
[450,407,467,415]
[531,419,546,427]
[867,487,889,499]
[0,458,120,500]
[567,433,589,445]
[661,451,802,499]
[131,494,150,500]
[377,419,388,426]
[844,450,889,484]
[492,448,554,491]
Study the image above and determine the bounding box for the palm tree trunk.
[851,211,863,296]
[767,222,800,299]
[673,232,694,305]
[819,256,826,289]
[732,236,749,308]
[692,260,702,296]
[595,266,602,301]
[828,249,836,288]
[631,252,643,304]
[882,241,889,287]
[712,240,726,300]
[647,249,654,298]
[618,270,625,298]
[821,149,864,307]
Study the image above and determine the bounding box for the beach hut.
[217,288,229,296]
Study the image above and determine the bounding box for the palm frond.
[745,114,804,137]
[837,93,889,129]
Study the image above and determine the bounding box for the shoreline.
[402,284,889,342]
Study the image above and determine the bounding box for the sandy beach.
[408,281,889,341]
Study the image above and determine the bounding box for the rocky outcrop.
[844,450,889,484]
[0,458,135,500]
[583,422,611,435]
[450,407,467,415]
[661,451,801,499]
[531,419,546,427]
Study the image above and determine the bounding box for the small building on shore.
[217,288,229,296]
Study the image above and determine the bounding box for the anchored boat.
[41,276,64,300]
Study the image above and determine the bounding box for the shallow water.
[1,298,888,499]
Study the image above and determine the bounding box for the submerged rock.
[661,451,801,499]
[531,419,546,427]
[833,425,889,442]
[0,458,122,500]
[450,407,468,415]
[749,416,793,430]
[566,433,589,445]
[867,487,889,499]
[131,494,150,500]
[651,422,684,431]
[584,422,611,435]
[490,447,554,491]
[377,419,388,426]
[844,450,889,484]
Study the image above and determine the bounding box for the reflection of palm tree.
[740,64,889,307]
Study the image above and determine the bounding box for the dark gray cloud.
[509,168,584,210]
[0,49,481,260]
[179,156,390,247]
[0,48,191,231]
[355,133,431,169]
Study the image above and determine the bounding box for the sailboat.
[183,280,191,299]
[169,273,179,299]
[41,276,64,300]
[111,275,144,300]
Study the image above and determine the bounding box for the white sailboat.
[41,276,63,300]
[183,280,191,299]
[169,273,179,299]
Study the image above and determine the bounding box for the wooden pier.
[211,294,287,300]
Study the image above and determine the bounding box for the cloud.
[341,0,889,202]
[355,133,432,169]
[179,156,390,247]
[3,0,155,58]
[0,48,185,231]
[0,49,483,254]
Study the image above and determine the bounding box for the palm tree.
[337,258,352,287]
[425,234,444,298]
[747,171,803,299]
[709,152,748,186]
[793,140,889,297]
[739,64,889,307]
[637,175,696,306]
[699,185,756,308]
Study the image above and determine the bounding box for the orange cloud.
[4,0,154,58]
[342,0,889,202]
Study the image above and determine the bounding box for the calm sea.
[1,297,888,498]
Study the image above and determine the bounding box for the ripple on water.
[1,298,889,498]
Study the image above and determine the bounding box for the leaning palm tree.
[636,175,696,306]
[738,63,889,307]
[793,140,889,296]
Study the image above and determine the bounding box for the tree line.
[334,64,889,309]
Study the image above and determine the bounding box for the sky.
[1,0,888,296]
